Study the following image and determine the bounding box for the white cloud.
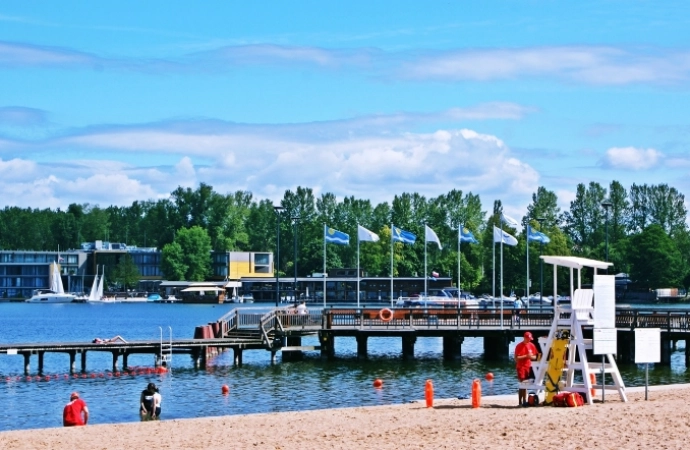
[603,146,663,170]
[0,121,542,212]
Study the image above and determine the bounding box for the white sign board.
[593,328,617,355]
[593,274,616,328]
[7,349,17,355]
[635,328,661,364]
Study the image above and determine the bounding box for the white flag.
[501,213,520,228]
[357,225,380,242]
[493,226,518,246]
[425,225,442,250]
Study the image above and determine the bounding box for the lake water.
[1,302,689,431]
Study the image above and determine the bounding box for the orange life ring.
[379,308,394,322]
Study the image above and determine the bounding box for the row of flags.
[324,222,550,247]
[325,224,472,248]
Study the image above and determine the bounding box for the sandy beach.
[1,385,688,450]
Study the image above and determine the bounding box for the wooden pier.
[3,306,690,375]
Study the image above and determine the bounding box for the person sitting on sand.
[92,335,127,344]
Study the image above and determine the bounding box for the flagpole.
[500,218,504,329]
[357,223,361,308]
[424,224,429,305]
[526,225,530,307]
[492,228,495,301]
[458,225,462,293]
[390,223,394,308]
[323,224,327,308]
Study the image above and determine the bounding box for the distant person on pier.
[63,392,89,427]
[296,301,308,315]
[514,331,538,407]
[140,383,156,421]
[92,335,127,344]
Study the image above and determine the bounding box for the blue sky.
[1,1,689,220]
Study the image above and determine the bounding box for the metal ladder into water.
[159,326,173,370]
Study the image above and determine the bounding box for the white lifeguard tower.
[520,256,627,405]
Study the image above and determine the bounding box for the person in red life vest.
[63,391,89,426]
[515,331,538,407]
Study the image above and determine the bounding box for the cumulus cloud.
[0,116,541,210]
[603,146,663,170]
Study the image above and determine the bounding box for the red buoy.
[485,372,494,382]
[472,379,482,408]
[425,380,434,408]
[221,384,230,395]
[373,378,383,388]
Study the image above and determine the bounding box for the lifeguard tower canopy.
[522,255,626,405]
[541,255,612,270]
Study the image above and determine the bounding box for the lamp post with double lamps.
[536,217,546,312]
[292,216,300,307]
[601,200,612,269]
[273,206,284,307]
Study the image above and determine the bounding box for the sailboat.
[26,262,76,303]
[88,266,110,303]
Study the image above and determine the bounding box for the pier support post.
[111,352,119,372]
[483,335,511,361]
[442,335,464,361]
[200,346,207,370]
[282,336,303,362]
[685,339,690,367]
[319,332,335,360]
[356,335,368,359]
[233,348,243,366]
[123,353,129,371]
[69,351,76,374]
[22,353,30,376]
[37,351,44,375]
[80,351,87,373]
[402,334,416,360]
[660,338,672,366]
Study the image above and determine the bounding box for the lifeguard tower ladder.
[520,256,627,405]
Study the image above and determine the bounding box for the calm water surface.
[1,302,689,431]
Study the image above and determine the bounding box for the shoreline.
[1,384,688,449]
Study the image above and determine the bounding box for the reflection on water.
[0,303,689,431]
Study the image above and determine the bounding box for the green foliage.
[628,224,684,289]
[110,254,141,290]
[161,226,212,281]
[1,180,689,292]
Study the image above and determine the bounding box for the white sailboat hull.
[26,292,76,303]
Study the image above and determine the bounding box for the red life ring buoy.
[379,308,394,322]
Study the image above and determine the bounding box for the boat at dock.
[25,263,76,303]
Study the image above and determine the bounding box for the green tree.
[110,254,141,290]
[628,224,683,289]
[160,226,211,281]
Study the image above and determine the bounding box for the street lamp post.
[273,206,284,307]
[536,218,546,313]
[601,200,612,268]
[292,216,300,307]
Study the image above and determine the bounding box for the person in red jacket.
[63,392,89,426]
[515,331,538,406]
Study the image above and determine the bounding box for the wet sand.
[1,385,687,449]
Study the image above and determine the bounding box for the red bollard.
[472,379,481,408]
[425,380,434,408]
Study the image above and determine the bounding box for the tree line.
[1,181,688,295]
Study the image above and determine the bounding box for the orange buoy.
[589,373,596,397]
[379,308,394,322]
[485,372,494,382]
[373,378,383,388]
[471,378,481,408]
[425,379,434,408]
[221,384,230,395]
